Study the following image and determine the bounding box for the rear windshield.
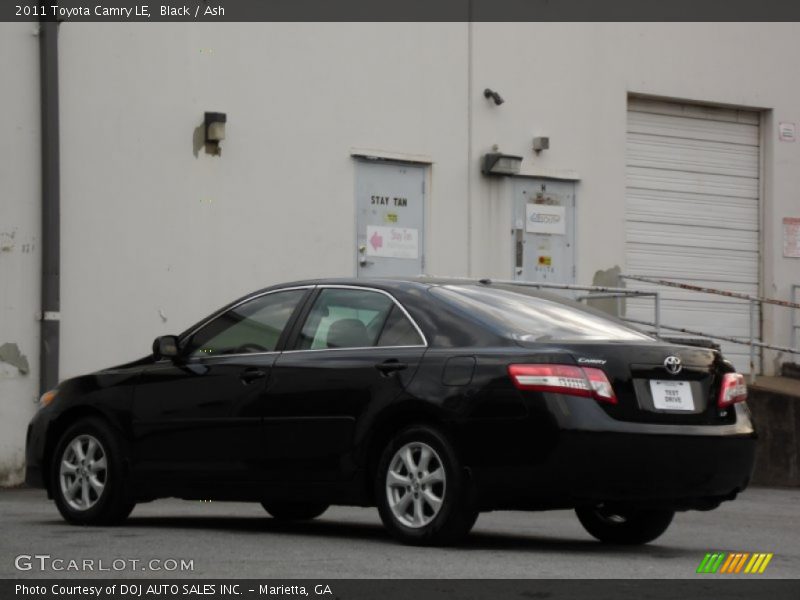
[430,284,653,342]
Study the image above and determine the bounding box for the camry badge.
[664,356,682,375]
[577,358,607,365]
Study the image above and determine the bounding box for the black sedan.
[25,278,756,546]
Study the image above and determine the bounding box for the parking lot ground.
[1,486,798,579]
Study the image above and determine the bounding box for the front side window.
[186,289,307,357]
[295,288,423,350]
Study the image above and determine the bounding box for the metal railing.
[421,274,800,381]
[620,275,800,381]
[793,284,800,353]
[419,275,662,335]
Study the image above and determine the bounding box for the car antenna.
[478,278,492,285]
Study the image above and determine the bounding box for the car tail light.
[507,364,617,404]
[718,372,747,408]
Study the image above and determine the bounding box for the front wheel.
[575,505,674,545]
[50,418,135,525]
[375,425,478,546]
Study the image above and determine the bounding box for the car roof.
[261,277,573,305]
[265,276,524,293]
[177,277,508,345]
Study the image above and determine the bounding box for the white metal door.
[624,97,760,372]
[355,161,425,278]
[512,179,576,285]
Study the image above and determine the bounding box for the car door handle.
[375,360,408,376]
[240,368,267,383]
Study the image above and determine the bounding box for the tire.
[575,505,674,545]
[375,424,478,546]
[50,417,135,526]
[261,501,329,521]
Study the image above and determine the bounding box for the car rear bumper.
[473,430,755,511]
[469,401,757,511]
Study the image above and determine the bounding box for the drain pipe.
[38,19,60,394]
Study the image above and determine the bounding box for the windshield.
[430,284,653,342]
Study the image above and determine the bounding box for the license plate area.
[649,380,694,411]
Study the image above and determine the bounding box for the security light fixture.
[482,152,522,176]
[483,88,504,106]
[204,112,227,153]
[533,136,550,153]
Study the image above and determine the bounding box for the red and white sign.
[366,226,419,259]
[784,217,800,258]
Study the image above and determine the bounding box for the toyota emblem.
[664,356,682,375]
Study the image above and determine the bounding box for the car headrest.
[327,318,370,349]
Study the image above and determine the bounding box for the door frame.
[351,154,432,278]
[511,175,578,285]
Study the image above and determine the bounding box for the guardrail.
[420,275,799,381]
[420,275,663,333]
[793,285,800,354]
[620,275,800,381]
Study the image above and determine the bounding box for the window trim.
[178,285,315,360]
[282,285,428,353]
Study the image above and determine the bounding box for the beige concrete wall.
[57,23,469,377]
[0,23,41,484]
[469,23,800,369]
[3,22,800,483]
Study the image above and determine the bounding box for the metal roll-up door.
[625,97,760,372]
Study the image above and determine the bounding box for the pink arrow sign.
[370,230,383,251]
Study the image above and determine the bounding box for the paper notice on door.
[366,226,419,259]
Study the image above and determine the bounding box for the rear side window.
[430,284,653,342]
[295,288,424,350]
[377,306,425,347]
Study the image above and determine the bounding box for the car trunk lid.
[515,340,733,425]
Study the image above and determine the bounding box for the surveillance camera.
[483,88,504,106]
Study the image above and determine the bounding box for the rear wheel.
[575,505,674,545]
[51,418,135,525]
[261,501,329,521]
[375,425,478,546]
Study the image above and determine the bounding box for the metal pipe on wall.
[38,19,60,395]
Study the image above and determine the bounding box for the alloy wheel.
[59,434,107,511]
[385,441,446,528]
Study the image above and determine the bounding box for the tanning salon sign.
[366,226,419,259]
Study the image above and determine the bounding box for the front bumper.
[25,408,50,490]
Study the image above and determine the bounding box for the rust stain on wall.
[0,343,30,374]
[0,229,16,252]
[0,454,25,487]
[589,265,624,317]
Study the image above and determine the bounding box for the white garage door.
[625,97,761,373]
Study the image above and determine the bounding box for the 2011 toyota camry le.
[25,278,756,546]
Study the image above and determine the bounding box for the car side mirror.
[153,335,180,360]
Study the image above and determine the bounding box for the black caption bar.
[4,580,800,600]
[3,0,800,22]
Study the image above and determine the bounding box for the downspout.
[466,9,473,277]
[38,19,60,394]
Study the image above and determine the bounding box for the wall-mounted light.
[204,111,227,155]
[483,88,504,106]
[532,136,549,153]
[482,152,522,176]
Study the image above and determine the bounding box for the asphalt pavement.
[1,486,798,579]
